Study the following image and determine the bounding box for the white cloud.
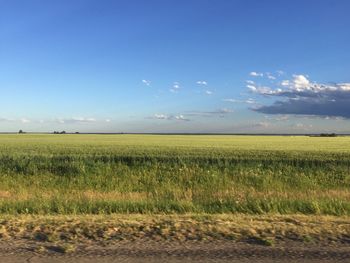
[292,74,310,90]
[154,114,168,120]
[246,84,257,91]
[196,81,208,86]
[170,82,181,93]
[105,119,111,123]
[173,82,180,89]
[223,98,256,104]
[247,84,274,94]
[251,74,326,95]
[56,117,97,124]
[174,115,189,121]
[281,80,290,86]
[266,72,276,80]
[222,99,236,103]
[0,117,15,122]
[152,114,190,121]
[250,73,350,119]
[218,108,233,114]
[293,123,313,130]
[20,118,31,124]
[142,80,151,86]
[205,90,213,95]
[250,71,264,77]
[246,80,255,85]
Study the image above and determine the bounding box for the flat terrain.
[0,134,350,261]
[0,134,350,214]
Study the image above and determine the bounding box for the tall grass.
[0,134,349,215]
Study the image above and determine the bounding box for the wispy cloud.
[223,98,256,104]
[186,108,233,117]
[250,71,264,77]
[264,115,290,122]
[196,80,208,86]
[293,123,313,129]
[276,70,285,76]
[222,99,236,103]
[246,83,272,94]
[0,117,33,124]
[170,82,181,93]
[153,114,168,120]
[205,90,213,95]
[281,80,290,86]
[20,118,31,124]
[56,117,97,124]
[142,79,151,86]
[266,72,276,80]
[174,115,189,121]
[275,115,289,121]
[0,117,15,122]
[252,121,271,128]
[152,114,190,121]
[250,74,350,119]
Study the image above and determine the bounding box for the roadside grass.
[0,214,349,247]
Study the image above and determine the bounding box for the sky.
[1,0,350,133]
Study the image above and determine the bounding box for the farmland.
[0,134,350,215]
[1,134,350,260]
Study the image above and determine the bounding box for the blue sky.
[1,0,350,133]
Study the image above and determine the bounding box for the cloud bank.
[250,74,350,119]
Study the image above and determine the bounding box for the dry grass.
[0,214,349,246]
[2,189,350,205]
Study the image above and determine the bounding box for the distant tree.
[320,133,337,137]
[53,131,67,134]
[18,130,24,134]
[75,132,80,134]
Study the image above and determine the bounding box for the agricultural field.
[1,134,350,260]
[0,134,349,215]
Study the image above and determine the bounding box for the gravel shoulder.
[0,240,350,263]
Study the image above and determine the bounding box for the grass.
[0,214,349,245]
[0,134,350,215]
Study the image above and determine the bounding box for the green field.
[0,134,350,215]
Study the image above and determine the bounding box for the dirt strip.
[0,214,349,262]
[0,240,350,263]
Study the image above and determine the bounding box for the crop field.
[0,134,350,215]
